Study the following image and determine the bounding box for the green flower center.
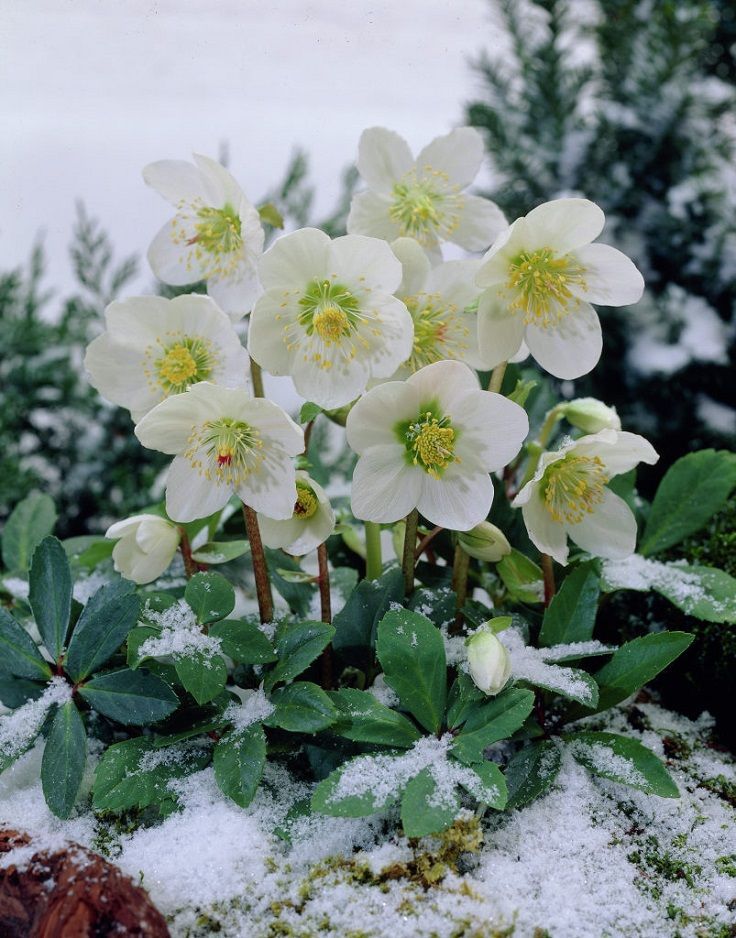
[193,204,243,257]
[404,410,457,479]
[186,417,263,487]
[541,453,608,524]
[292,279,366,369]
[153,337,216,393]
[403,294,469,372]
[294,482,319,519]
[388,169,462,245]
[506,248,586,327]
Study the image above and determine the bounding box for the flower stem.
[414,525,443,561]
[364,521,383,580]
[401,509,419,596]
[250,358,265,398]
[242,504,274,624]
[451,542,470,634]
[541,553,556,606]
[179,530,197,579]
[517,405,564,490]
[488,361,508,394]
[317,542,333,690]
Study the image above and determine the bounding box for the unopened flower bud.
[106,514,180,585]
[562,398,621,433]
[466,626,512,696]
[458,522,511,562]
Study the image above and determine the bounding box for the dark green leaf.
[446,672,485,730]
[401,768,459,838]
[566,731,679,797]
[0,606,52,680]
[641,450,736,556]
[332,567,404,653]
[2,491,57,573]
[41,701,86,818]
[266,681,337,733]
[79,668,179,725]
[539,562,599,647]
[126,625,162,668]
[64,578,140,681]
[63,536,115,570]
[505,740,562,809]
[376,609,446,735]
[93,736,210,812]
[175,651,227,705]
[0,685,60,772]
[452,688,535,764]
[265,549,314,616]
[654,565,736,624]
[191,540,250,565]
[592,632,694,712]
[29,536,72,661]
[329,688,421,747]
[0,675,44,709]
[209,619,277,664]
[311,753,402,817]
[264,620,335,692]
[460,758,508,810]
[518,665,599,708]
[184,571,235,624]
[213,723,266,807]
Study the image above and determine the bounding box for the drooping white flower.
[143,154,264,320]
[346,360,529,530]
[513,429,658,565]
[466,627,512,696]
[134,382,303,523]
[105,514,181,585]
[347,127,506,256]
[84,294,250,422]
[248,228,413,409]
[476,198,645,379]
[258,471,335,556]
[389,237,486,375]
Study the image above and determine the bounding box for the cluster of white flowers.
[86,125,656,600]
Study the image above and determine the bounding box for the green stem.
[317,542,333,690]
[451,542,470,634]
[364,521,383,580]
[517,405,564,489]
[250,358,265,398]
[242,504,274,624]
[488,361,508,394]
[401,509,419,596]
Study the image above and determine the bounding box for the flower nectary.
[506,248,587,327]
[148,335,219,394]
[185,417,264,487]
[388,169,462,245]
[540,453,609,524]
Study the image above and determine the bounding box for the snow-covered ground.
[1,0,494,294]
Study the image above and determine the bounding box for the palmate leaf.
[311,752,403,818]
[29,536,72,661]
[208,619,277,664]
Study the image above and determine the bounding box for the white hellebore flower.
[258,471,335,556]
[390,237,486,374]
[347,127,506,256]
[513,428,658,565]
[248,228,413,409]
[84,294,250,422]
[135,382,303,523]
[476,198,645,379]
[105,514,180,585]
[143,153,264,319]
[466,628,512,696]
[346,360,529,530]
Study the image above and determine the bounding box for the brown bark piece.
[0,828,170,937]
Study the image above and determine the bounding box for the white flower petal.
[85,334,156,419]
[290,349,369,410]
[477,288,526,367]
[134,386,219,453]
[347,190,401,241]
[356,294,415,379]
[452,194,508,252]
[238,452,298,520]
[106,514,163,540]
[391,237,431,296]
[165,455,233,522]
[243,398,304,456]
[407,359,480,411]
[357,127,414,195]
[575,430,659,477]
[524,302,602,380]
[208,261,262,320]
[475,218,526,287]
[259,515,303,551]
[192,153,245,208]
[455,391,529,472]
[427,259,482,310]
[568,489,638,560]
[258,227,330,291]
[143,160,207,206]
[329,234,402,293]
[524,198,605,254]
[416,127,484,189]
[416,467,493,531]
[351,445,422,523]
[147,219,204,286]
[248,290,299,375]
[574,243,645,307]
[520,493,569,565]
[346,381,419,453]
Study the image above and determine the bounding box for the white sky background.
[1,0,498,297]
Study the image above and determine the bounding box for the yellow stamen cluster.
[312,305,352,343]
[389,167,462,245]
[185,417,263,487]
[507,248,586,327]
[407,412,456,479]
[294,483,319,520]
[146,334,218,395]
[541,454,608,524]
[171,201,243,280]
[404,293,469,372]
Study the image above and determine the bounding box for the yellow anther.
[542,454,608,524]
[507,248,586,327]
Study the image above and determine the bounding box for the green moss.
[700,775,736,808]
[714,855,736,877]
[669,497,736,577]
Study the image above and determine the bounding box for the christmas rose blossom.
[258,470,335,556]
[105,514,180,585]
